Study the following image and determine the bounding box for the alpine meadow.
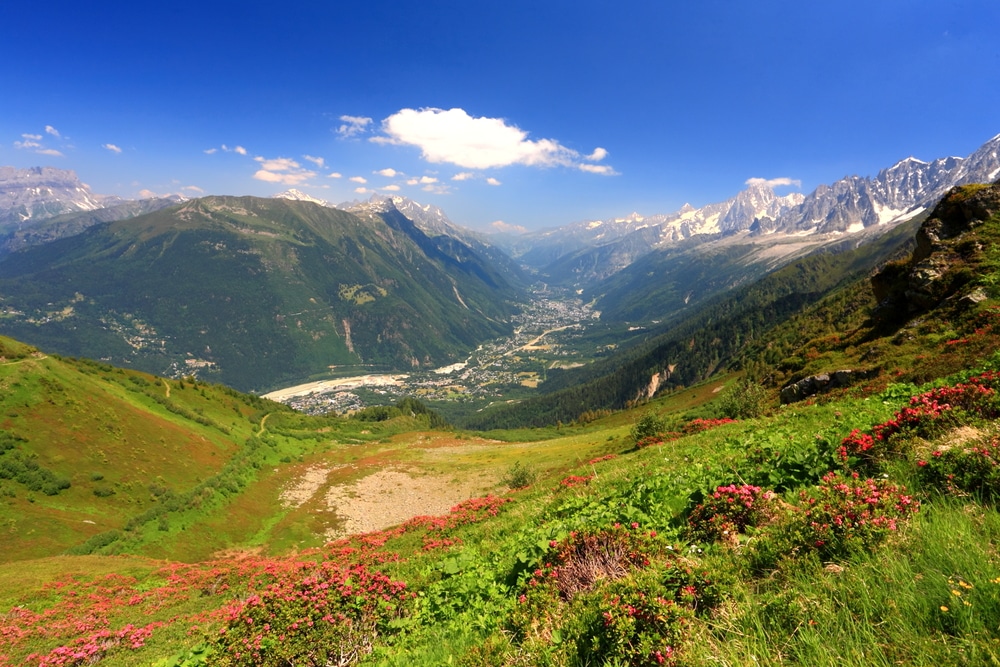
[4,3,1000,663]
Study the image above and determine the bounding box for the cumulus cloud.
[376,168,398,177]
[451,172,475,181]
[303,155,325,167]
[745,176,802,188]
[252,156,317,186]
[337,115,373,138]
[233,145,248,155]
[491,220,528,234]
[383,184,401,192]
[138,189,160,198]
[14,129,67,156]
[586,147,608,161]
[14,134,42,149]
[349,176,367,184]
[371,107,615,177]
[354,186,368,194]
[486,177,502,186]
[203,148,218,154]
[102,143,122,154]
[328,172,343,179]
[579,163,617,175]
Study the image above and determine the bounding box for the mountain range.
[0,196,522,391]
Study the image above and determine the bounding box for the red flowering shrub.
[799,472,920,559]
[559,475,593,489]
[918,437,1000,500]
[588,454,618,464]
[212,562,412,666]
[683,417,738,434]
[510,525,723,666]
[686,484,777,544]
[635,435,665,449]
[25,623,161,667]
[839,372,1000,468]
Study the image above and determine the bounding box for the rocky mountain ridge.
[0,166,119,230]
[503,133,1000,282]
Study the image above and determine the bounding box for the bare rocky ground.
[274,435,503,542]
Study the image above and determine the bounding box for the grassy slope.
[3,185,1000,666]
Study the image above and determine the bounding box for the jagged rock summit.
[0,166,117,229]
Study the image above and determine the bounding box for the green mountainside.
[0,196,523,392]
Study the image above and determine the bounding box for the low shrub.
[686,483,777,545]
[918,437,1000,500]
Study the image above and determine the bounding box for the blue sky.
[3,0,999,231]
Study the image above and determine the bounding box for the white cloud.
[354,186,369,194]
[376,168,398,177]
[451,172,475,181]
[256,157,300,171]
[486,177,502,186]
[406,178,418,185]
[328,172,342,179]
[419,176,437,184]
[586,147,608,161]
[138,189,160,198]
[183,185,205,193]
[579,163,617,175]
[14,129,68,157]
[371,107,616,177]
[252,155,317,186]
[349,176,367,184]
[745,177,802,188]
[491,220,528,234]
[36,148,64,157]
[337,115,373,138]
[102,143,122,154]
[22,133,42,141]
[422,184,452,194]
[383,184,401,192]
[45,125,60,138]
[205,144,249,156]
[303,154,325,167]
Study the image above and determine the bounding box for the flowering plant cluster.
[635,435,666,449]
[799,472,920,559]
[588,454,618,465]
[24,622,161,667]
[592,586,685,666]
[918,437,1000,500]
[510,525,722,666]
[686,484,777,545]
[683,417,738,434]
[839,372,1000,466]
[559,475,593,489]
[212,561,412,666]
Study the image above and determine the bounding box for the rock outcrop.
[871,180,1000,323]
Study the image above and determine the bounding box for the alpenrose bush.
[211,561,413,667]
[918,437,1000,500]
[686,483,778,545]
[799,472,920,559]
[748,472,920,571]
[840,372,1000,468]
[510,524,723,666]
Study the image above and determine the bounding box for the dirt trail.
[323,467,496,540]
